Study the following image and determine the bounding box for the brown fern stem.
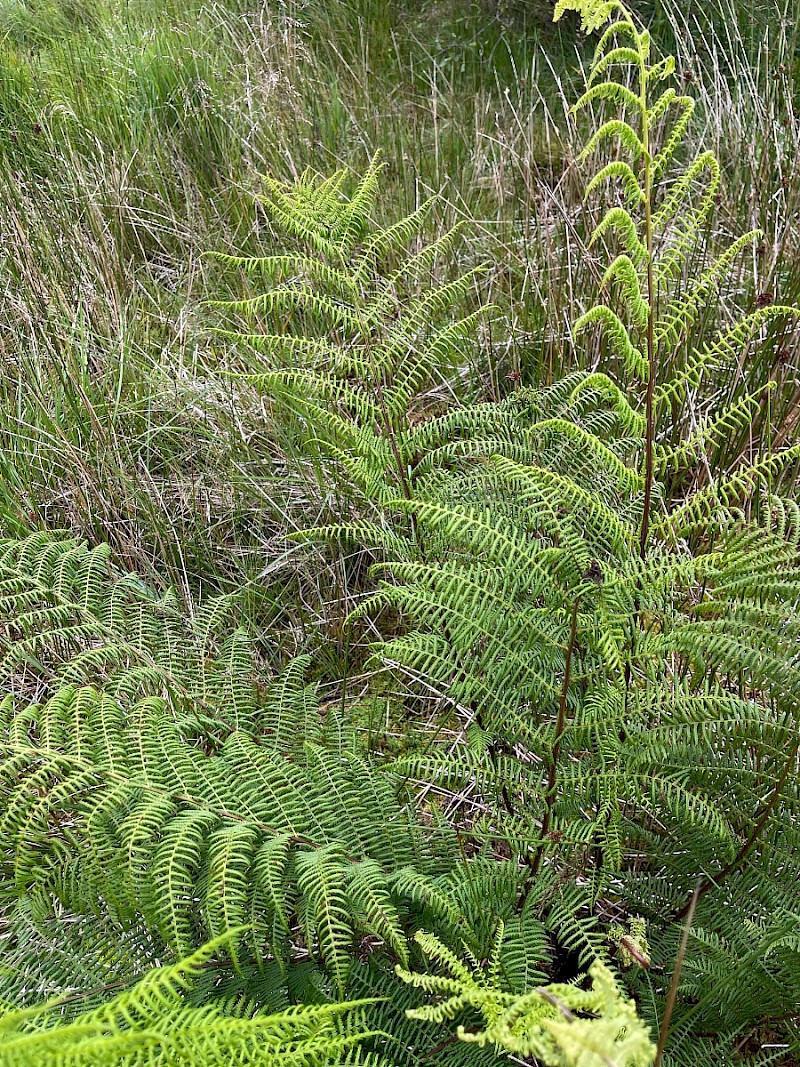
[655,882,700,1067]
[675,739,800,920]
[639,56,657,561]
[528,596,580,881]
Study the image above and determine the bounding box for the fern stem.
[675,738,800,919]
[528,596,580,881]
[639,42,657,560]
[375,379,413,502]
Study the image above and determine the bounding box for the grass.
[0,0,796,669]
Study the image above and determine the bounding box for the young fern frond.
[653,444,800,536]
[397,929,656,1067]
[651,94,695,178]
[209,160,491,526]
[601,254,650,332]
[655,230,761,351]
[580,119,646,161]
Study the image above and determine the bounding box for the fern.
[0,677,452,991]
[1,5,798,1064]
[210,154,493,524]
[324,3,800,1062]
[0,532,256,730]
[0,934,388,1066]
[397,928,656,1067]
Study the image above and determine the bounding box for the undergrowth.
[0,0,798,1065]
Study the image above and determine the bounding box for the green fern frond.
[584,161,644,206]
[574,306,648,380]
[655,445,800,534]
[656,384,775,471]
[592,19,641,61]
[569,373,647,435]
[355,198,439,276]
[588,47,644,83]
[651,94,695,178]
[656,230,761,349]
[397,930,656,1066]
[589,207,648,263]
[555,0,625,35]
[573,81,644,117]
[0,934,386,1066]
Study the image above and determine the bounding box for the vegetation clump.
[0,0,798,1064]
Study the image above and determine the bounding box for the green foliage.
[398,928,655,1067]
[0,1,799,1066]
[0,536,457,996]
[0,532,256,723]
[322,0,800,1061]
[0,935,386,1066]
[211,154,492,520]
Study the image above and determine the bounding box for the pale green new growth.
[211,153,493,516]
[398,928,655,1066]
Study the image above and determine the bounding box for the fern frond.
[585,161,645,206]
[569,373,647,435]
[588,47,643,82]
[398,930,656,1067]
[574,305,648,380]
[656,446,800,534]
[207,253,361,299]
[355,198,439,276]
[209,286,366,332]
[0,934,385,1066]
[656,385,775,471]
[592,19,641,60]
[655,305,800,407]
[589,207,648,263]
[554,0,626,35]
[573,81,644,117]
[656,230,761,349]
